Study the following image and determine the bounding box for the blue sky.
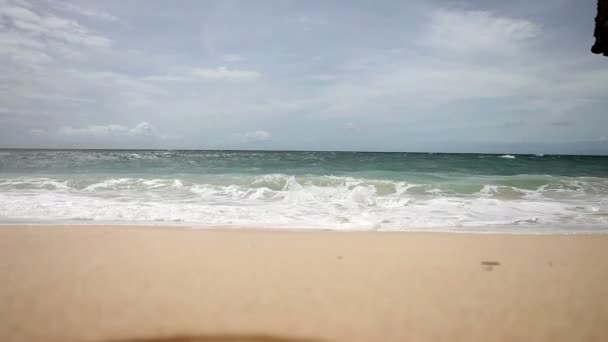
[0,0,607,153]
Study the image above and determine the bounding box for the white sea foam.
[84,178,132,191]
[1,174,607,231]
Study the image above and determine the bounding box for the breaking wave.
[1,174,607,230]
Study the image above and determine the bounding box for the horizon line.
[0,147,607,157]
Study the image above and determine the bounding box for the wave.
[2,174,606,195]
[1,174,607,230]
[1,189,604,229]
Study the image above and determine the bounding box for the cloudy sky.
[0,0,606,153]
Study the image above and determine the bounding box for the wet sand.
[1,226,607,342]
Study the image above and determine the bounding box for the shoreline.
[1,222,607,235]
[2,225,608,341]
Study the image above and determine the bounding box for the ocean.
[1,149,607,232]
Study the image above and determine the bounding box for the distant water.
[1,149,607,232]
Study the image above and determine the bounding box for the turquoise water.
[1,150,607,231]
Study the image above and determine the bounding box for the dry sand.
[1,225,607,342]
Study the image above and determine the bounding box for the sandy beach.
[1,226,607,342]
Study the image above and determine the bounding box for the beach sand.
[1,226,607,342]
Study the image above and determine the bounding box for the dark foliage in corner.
[592,0,608,55]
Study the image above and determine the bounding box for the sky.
[0,0,607,154]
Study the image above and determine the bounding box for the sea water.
[1,150,607,232]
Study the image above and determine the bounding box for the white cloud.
[306,74,336,81]
[145,66,261,82]
[49,0,118,21]
[301,9,548,119]
[130,122,158,137]
[3,0,32,8]
[0,42,53,64]
[0,30,46,49]
[297,15,310,24]
[297,15,315,31]
[60,124,129,136]
[343,122,362,132]
[312,8,603,122]
[1,2,607,151]
[0,0,112,48]
[425,9,541,53]
[29,128,45,135]
[63,70,167,107]
[59,122,159,138]
[191,66,261,81]
[222,54,244,62]
[243,130,272,142]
